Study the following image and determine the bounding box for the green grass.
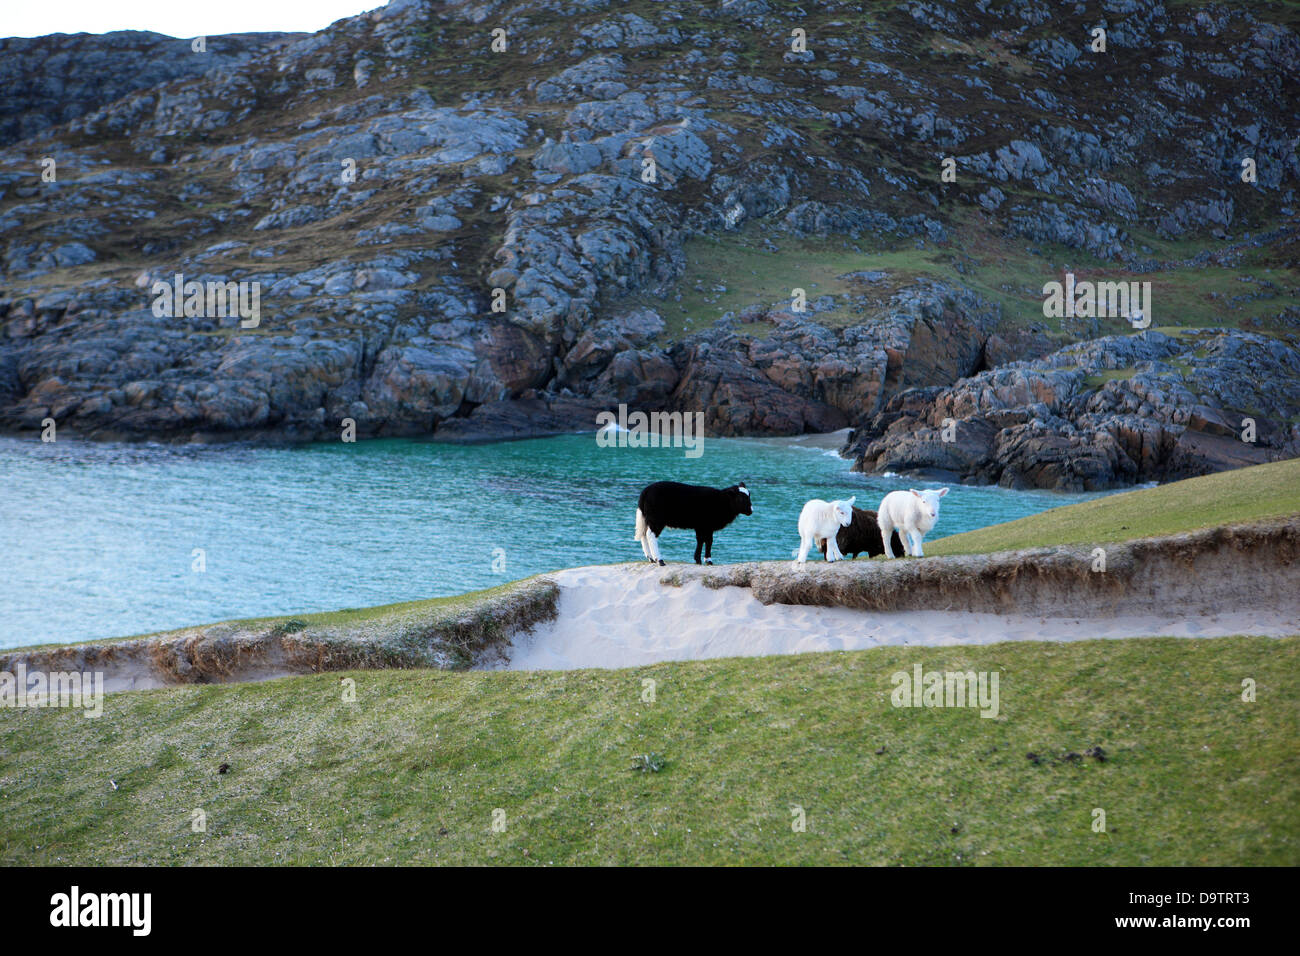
[929,458,1300,556]
[2,636,1296,865]
[1080,366,1137,389]
[638,233,878,339]
[637,225,1300,344]
[637,229,1025,341]
[277,580,536,629]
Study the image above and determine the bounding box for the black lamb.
[817,507,904,560]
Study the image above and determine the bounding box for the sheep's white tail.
[634,508,647,542]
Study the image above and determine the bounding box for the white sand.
[496,564,1298,671]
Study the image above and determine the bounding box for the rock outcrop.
[843,330,1300,490]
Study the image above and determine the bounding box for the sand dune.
[496,563,1298,671]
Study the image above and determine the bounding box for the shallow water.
[0,431,1107,648]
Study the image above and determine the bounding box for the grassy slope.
[636,225,1300,344]
[928,457,1300,555]
[2,637,1296,865]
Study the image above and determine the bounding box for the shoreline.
[3,516,1296,690]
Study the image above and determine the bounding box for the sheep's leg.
[795,534,812,565]
[826,537,843,562]
[693,533,704,565]
[903,528,918,557]
[879,515,897,558]
[704,534,713,566]
[911,531,925,558]
[646,529,664,565]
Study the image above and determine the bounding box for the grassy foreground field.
[2,636,1296,865]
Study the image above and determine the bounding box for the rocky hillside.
[0,31,305,147]
[1,0,1297,488]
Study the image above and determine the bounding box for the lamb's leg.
[912,531,924,558]
[795,533,812,565]
[826,537,843,562]
[879,514,897,558]
[694,533,704,565]
[704,534,713,566]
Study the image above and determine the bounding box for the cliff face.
[1,0,1297,487]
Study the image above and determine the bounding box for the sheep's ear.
[848,495,856,505]
[937,487,949,497]
[909,489,922,498]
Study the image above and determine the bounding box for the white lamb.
[792,496,856,564]
[877,488,948,558]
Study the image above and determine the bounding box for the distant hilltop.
[0,30,305,148]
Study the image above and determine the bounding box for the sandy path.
[497,564,1297,671]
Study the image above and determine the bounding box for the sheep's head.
[833,496,855,527]
[731,482,753,516]
[909,487,948,523]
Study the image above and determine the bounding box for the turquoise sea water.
[0,432,1108,649]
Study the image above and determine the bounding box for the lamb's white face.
[834,502,853,527]
[912,487,948,521]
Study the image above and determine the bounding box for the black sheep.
[817,507,904,560]
[634,481,752,566]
